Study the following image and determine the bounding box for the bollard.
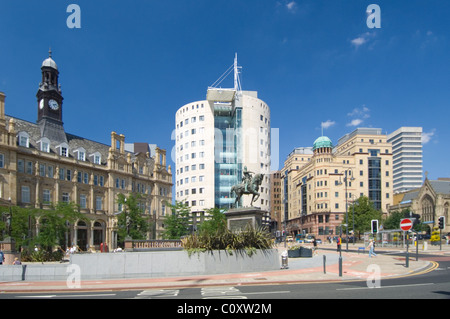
[323,255,326,274]
[281,250,288,269]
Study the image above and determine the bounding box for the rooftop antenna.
[234,53,242,92]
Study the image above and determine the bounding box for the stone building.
[389,177,450,234]
[0,52,172,250]
[281,128,393,240]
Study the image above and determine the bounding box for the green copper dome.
[313,136,333,150]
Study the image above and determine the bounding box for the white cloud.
[351,37,366,47]
[347,106,370,119]
[346,119,363,127]
[321,120,336,129]
[346,106,370,127]
[422,129,436,144]
[286,1,296,12]
[351,32,375,48]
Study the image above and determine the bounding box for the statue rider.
[242,166,254,192]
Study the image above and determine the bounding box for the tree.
[383,208,425,232]
[345,196,383,238]
[198,208,227,235]
[116,193,150,242]
[161,200,191,239]
[34,202,86,252]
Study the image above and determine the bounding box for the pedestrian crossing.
[135,286,248,299]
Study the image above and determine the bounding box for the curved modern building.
[174,57,271,222]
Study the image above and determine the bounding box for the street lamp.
[339,169,354,252]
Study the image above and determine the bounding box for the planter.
[287,247,313,258]
[300,247,312,257]
[288,249,301,258]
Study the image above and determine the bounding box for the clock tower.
[36,49,67,143]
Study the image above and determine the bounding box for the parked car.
[305,235,314,243]
[286,236,294,242]
[316,238,322,244]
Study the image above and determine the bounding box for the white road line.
[337,283,434,291]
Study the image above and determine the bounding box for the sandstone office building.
[0,52,172,250]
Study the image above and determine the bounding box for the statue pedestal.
[225,208,266,232]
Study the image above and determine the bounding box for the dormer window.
[89,151,102,165]
[74,147,86,161]
[37,137,51,153]
[18,132,30,148]
[56,142,69,157]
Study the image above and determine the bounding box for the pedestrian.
[12,257,21,265]
[368,239,377,257]
[313,237,318,256]
[0,249,4,265]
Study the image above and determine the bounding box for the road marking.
[17,293,117,298]
[137,289,179,298]
[337,283,434,291]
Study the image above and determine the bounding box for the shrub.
[181,225,273,255]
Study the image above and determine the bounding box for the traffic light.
[371,219,379,234]
[438,216,445,229]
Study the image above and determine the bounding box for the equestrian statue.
[231,166,264,207]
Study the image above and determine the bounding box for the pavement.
[0,242,448,293]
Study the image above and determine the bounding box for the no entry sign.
[400,218,413,231]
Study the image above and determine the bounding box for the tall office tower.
[387,127,423,193]
[174,55,271,223]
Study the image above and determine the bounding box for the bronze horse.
[231,173,264,207]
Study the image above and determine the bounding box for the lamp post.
[339,169,354,252]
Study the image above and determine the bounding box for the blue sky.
[1,0,449,180]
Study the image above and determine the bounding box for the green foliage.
[34,202,87,251]
[181,224,273,256]
[116,193,150,241]
[0,202,85,253]
[383,208,425,232]
[161,200,191,239]
[197,208,227,235]
[345,196,383,237]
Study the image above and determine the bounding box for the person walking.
[313,237,318,256]
[337,236,342,252]
[368,239,377,257]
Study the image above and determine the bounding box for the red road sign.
[400,218,413,231]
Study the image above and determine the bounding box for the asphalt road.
[4,253,449,301]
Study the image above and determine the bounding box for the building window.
[39,164,46,177]
[26,161,33,175]
[43,189,51,204]
[59,168,65,180]
[18,132,30,148]
[62,192,70,203]
[18,159,24,173]
[0,153,7,168]
[21,186,30,203]
[47,165,54,178]
[95,196,102,210]
[80,195,87,209]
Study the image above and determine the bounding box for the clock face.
[48,99,59,110]
[39,99,44,109]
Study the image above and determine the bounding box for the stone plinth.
[225,207,267,232]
